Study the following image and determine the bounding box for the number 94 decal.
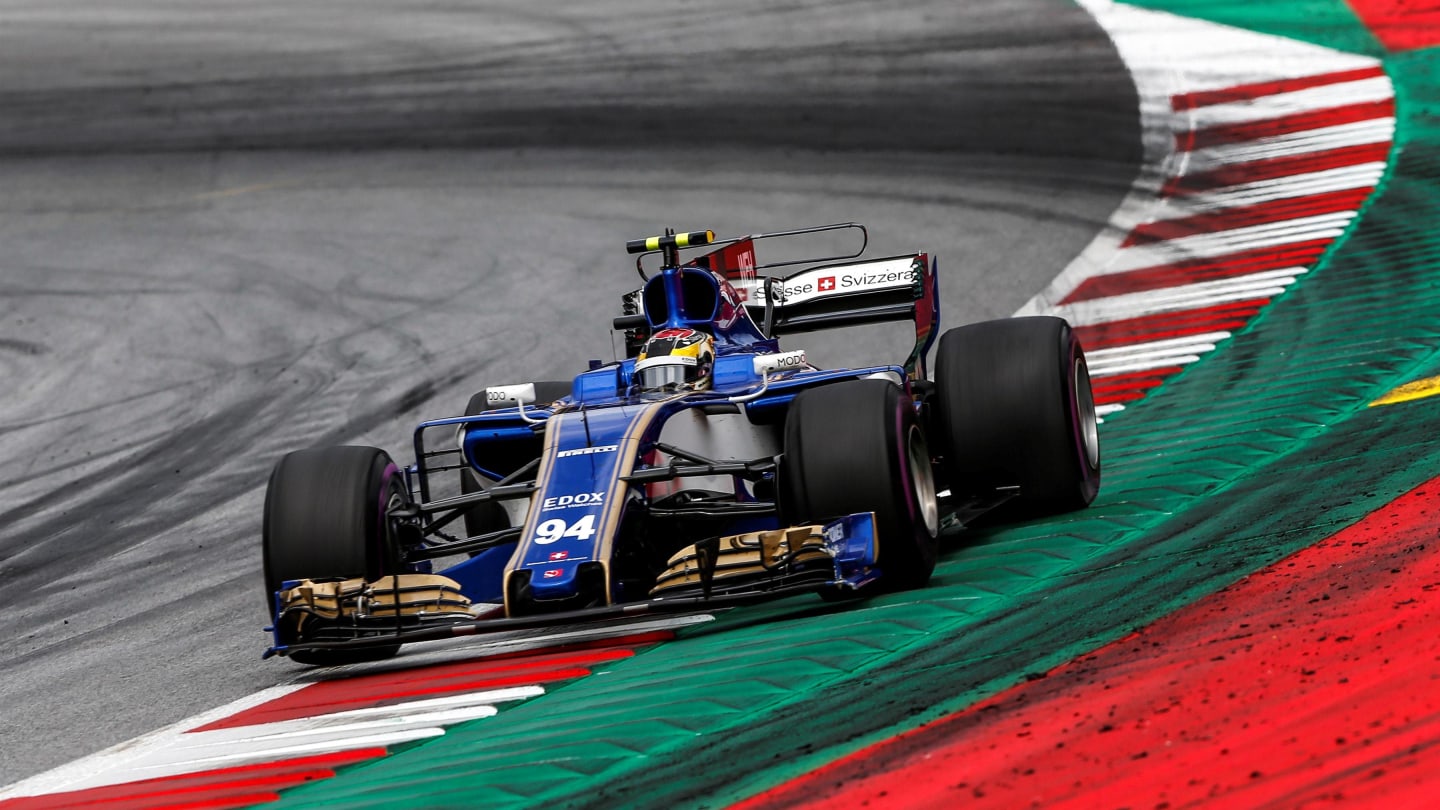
[532,515,597,544]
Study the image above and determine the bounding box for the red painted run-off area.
[740,477,1440,809]
[1347,0,1440,52]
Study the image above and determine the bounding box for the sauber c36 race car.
[262,224,1100,664]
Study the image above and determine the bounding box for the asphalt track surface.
[0,0,1139,788]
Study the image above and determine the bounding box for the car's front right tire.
[263,445,406,665]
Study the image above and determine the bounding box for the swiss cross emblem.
[818,276,836,292]
[543,568,563,578]
[548,551,569,561]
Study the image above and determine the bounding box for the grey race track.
[0,0,1138,786]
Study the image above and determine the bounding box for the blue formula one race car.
[261,224,1101,664]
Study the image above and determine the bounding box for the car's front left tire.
[782,379,939,591]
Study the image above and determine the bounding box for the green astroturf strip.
[266,17,1440,810]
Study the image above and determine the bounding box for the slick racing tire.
[459,381,571,538]
[782,379,940,591]
[263,445,406,666]
[933,316,1100,515]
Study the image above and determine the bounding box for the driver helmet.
[635,328,714,392]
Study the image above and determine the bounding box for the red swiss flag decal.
[818,276,836,292]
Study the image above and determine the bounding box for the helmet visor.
[637,357,699,391]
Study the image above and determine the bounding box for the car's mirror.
[485,383,538,410]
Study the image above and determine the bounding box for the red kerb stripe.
[1094,389,1152,405]
[1061,241,1329,304]
[1177,98,1394,151]
[1161,141,1390,196]
[1122,187,1371,247]
[1091,377,1168,396]
[145,794,279,810]
[1077,317,1255,348]
[197,633,673,731]
[1075,300,1266,349]
[200,664,601,731]
[1171,66,1385,110]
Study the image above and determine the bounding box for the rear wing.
[623,223,941,381]
[771,254,938,381]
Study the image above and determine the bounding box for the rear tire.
[782,379,939,591]
[459,381,571,538]
[263,445,406,666]
[933,316,1100,514]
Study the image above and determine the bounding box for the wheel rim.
[1074,355,1100,470]
[906,425,940,537]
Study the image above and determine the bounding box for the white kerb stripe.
[161,705,503,749]
[119,728,448,782]
[1089,341,1219,366]
[1179,119,1395,172]
[1177,76,1393,130]
[1088,332,1233,359]
[1102,213,1353,275]
[303,685,544,722]
[1054,273,1301,324]
[1168,164,1384,210]
[1090,354,1205,377]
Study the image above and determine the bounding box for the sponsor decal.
[549,551,569,561]
[485,382,537,409]
[557,444,618,458]
[753,261,921,305]
[542,568,563,579]
[532,515,598,544]
[754,350,808,376]
[542,491,605,510]
[839,269,917,289]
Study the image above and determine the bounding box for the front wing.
[264,512,880,659]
